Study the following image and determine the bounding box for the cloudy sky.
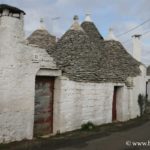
[0,0,150,65]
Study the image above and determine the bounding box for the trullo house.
[0,4,147,143]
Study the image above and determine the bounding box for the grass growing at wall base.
[81,122,96,131]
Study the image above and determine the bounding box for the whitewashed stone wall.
[53,68,147,134]
[131,65,147,118]
[117,65,147,120]
[0,15,58,143]
[53,77,125,133]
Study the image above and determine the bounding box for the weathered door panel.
[34,76,54,137]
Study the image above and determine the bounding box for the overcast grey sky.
[0,0,150,65]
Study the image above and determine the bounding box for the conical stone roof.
[47,16,141,83]
[48,28,102,82]
[81,21,104,43]
[97,40,141,81]
[27,29,56,49]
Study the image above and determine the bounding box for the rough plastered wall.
[131,64,147,118]
[53,77,127,133]
[118,64,147,120]
[0,15,58,143]
[53,66,147,134]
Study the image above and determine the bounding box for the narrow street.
[57,121,150,150]
[1,115,150,150]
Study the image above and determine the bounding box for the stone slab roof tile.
[27,29,56,49]
[81,21,104,43]
[47,27,141,83]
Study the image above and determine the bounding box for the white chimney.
[0,4,26,42]
[132,34,142,62]
[105,28,119,41]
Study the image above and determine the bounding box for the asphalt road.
[56,121,150,150]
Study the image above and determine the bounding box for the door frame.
[34,75,55,137]
[112,86,117,121]
[112,86,123,121]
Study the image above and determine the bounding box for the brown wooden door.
[34,76,54,137]
[112,86,117,121]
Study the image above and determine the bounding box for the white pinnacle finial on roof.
[105,28,119,41]
[39,18,46,30]
[70,15,84,31]
[85,14,92,22]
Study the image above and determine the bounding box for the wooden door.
[112,86,117,121]
[34,76,54,137]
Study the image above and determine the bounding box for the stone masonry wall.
[53,72,146,134]
[131,65,147,118]
[53,77,124,133]
[0,15,58,143]
[0,42,57,143]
